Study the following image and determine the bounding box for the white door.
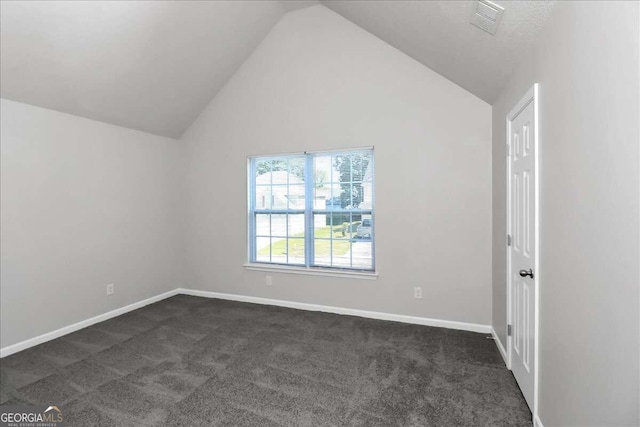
[508,95,537,411]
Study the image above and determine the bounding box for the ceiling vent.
[470,0,504,35]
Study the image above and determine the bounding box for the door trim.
[506,84,540,421]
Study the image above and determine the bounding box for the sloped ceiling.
[322,1,556,104]
[0,1,555,138]
[0,1,295,138]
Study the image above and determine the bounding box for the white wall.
[492,2,639,425]
[183,6,492,326]
[0,99,184,349]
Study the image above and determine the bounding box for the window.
[248,149,374,272]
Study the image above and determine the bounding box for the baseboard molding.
[491,327,509,367]
[533,414,543,427]
[1,287,493,358]
[0,289,179,358]
[177,288,492,334]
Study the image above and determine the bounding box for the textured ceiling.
[1,1,555,137]
[323,0,556,103]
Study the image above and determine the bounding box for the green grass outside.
[258,224,355,257]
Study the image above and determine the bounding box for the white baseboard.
[533,414,543,427]
[1,287,493,358]
[0,289,179,358]
[491,327,509,367]
[177,288,492,334]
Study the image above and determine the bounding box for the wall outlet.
[265,275,272,286]
[414,287,422,299]
[106,283,115,296]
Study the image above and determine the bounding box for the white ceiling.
[0,1,294,138]
[1,1,555,138]
[322,1,556,104]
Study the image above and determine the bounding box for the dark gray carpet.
[0,295,532,426]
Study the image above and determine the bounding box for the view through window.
[248,149,374,271]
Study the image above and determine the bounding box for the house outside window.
[248,148,374,272]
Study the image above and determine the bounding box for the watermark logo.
[0,405,63,427]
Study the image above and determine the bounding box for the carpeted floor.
[0,295,532,426]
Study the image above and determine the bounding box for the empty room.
[0,1,638,426]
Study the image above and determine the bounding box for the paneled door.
[508,88,537,412]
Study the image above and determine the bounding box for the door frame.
[506,84,540,422]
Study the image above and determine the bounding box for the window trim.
[247,148,375,273]
[242,263,378,280]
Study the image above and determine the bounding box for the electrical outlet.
[106,283,114,296]
[414,287,422,299]
[266,275,272,286]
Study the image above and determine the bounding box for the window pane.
[255,157,305,185]
[255,213,271,263]
[285,238,305,265]
[287,158,305,182]
[255,159,272,179]
[268,213,286,238]
[256,213,271,236]
[312,213,373,269]
[255,186,272,210]
[256,237,271,263]
[254,156,306,211]
[255,213,305,265]
[313,238,332,267]
[313,155,337,210]
[356,244,373,269]
[287,213,305,237]
[313,152,372,210]
[287,184,305,210]
[335,152,371,208]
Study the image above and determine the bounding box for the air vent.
[470,0,504,35]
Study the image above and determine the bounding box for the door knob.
[519,268,534,279]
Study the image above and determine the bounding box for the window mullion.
[349,210,353,268]
[304,154,314,267]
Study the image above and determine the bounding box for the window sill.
[243,263,378,280]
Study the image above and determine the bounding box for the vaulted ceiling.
[0,1,296,138]
[0,1,555,138]
[322,1,556,104]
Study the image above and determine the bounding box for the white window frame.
[246,148,376,277]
